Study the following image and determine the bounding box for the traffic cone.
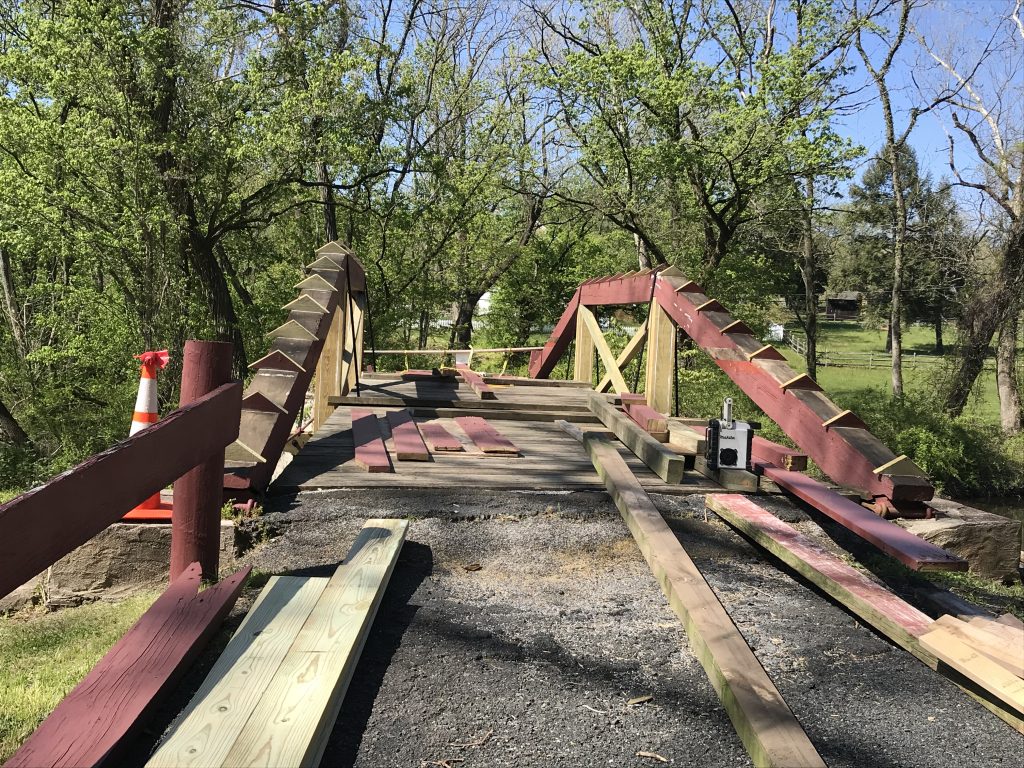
[123,349,173,521]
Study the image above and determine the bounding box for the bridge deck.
[274,375,722,495]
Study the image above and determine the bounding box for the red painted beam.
[760,465,964,571]
[580,273,657,306]
[386,410,430,461]
[628,403,668,433]
[5,563,250,768]
[454,416,519,455]
[351,408,393,472]
[455,364,496,400]
[418,421,464,452]
[0,383,241,600]
[751,436,808,471]
[529,288,580,378]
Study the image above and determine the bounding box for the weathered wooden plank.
[454,416,519,455]
[588,392,685,484]
[481,375,591,388]
[8,564,250,768]
[694,456,760,492]
[0,383,240,600]
[222,520,406,767]
[351,408,392,472]
[996,613,1024,630]
[667,420,707,455]
[761,465,965,572]
[146,576,330,768]
[454,364,497,400]
[920,628,1024,716]
[643,302,675,415]
[386,410,430,461]
[328,393,591,414]
[581,434,824,768]
[418,421,464,452]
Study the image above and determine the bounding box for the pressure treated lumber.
[596,320,647,393]
[417,421,464,452]
[454,416,519,455]
[761,464,965,572]
[587,392,685,484]
[222,520,407,768]
[667,421,706,455]
[350,408,392,472]
[920,628,1024,716]
[577,305,629,394]
[694,457,759,492]
[7,564,250,768]
[386,410,430,461]
[580,433,824,768]
[934,616,1024,677]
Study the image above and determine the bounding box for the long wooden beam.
[577,306,630,394]
[0,383,241,599]
[581,435,824,767]
[6,563,250,768]
[596,320,647,393]
[587,392,685,483]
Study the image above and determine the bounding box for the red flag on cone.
[124,350,173,520]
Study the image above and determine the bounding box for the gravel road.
[138,487,1023,768]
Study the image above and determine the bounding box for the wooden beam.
[596,320,648,393]
[587,392,685,483]
[386,410,430,461]
[313,303,346,432]
[454,364,497,400]
[628,403,668,434]
[760,465,965,572]
[920,628,1024,717]
[644,303,674,415]
[751,437,808,471]
[418,421,464,452]
[577,306,629,394]
[667,420,706,455]
[7,564,250,768]
[581,435,824,768]
[454,416,519,455]
[328,393,590,415]
[694,457,759,492]
[934,616,1024,677]
[341,292,365,395]
[573,304,595,384]
[350,409,392,472]
[0,383,240,600]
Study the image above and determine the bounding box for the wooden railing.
[0,344,241,600]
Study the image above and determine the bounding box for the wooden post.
[312,299,346,432]
[342,291,365,395]
[172,340,233,582]
[573,308,594,384]
[644,302,674,414]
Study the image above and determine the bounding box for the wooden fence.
[0,344,241,600]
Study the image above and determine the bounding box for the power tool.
[705,398,759,471]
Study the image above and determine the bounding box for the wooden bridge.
[2,241,1022,767]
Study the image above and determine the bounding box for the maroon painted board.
[386,410,431,461]
[351,408,393,472]
[628,404,668,433]
[529,288,581,378]
[454,416,519,455]
[760,465,965,572]
[5,563,250,768]
[751,437,808,471]
[418,422,464,452]
[455,365,496,400]
[0,383,240,600]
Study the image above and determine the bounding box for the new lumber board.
[350,408,392,472]
[7,563,250,768]
[920,628,1024,717]
[146,575,330,767]
[386,410,430,461]
[418,421,464,452]
[454,416,519,455]
[694,457,760,492]
[761,464,965,572]
[934,616,1024,677]
[454,365,497,400]
[0,382,241,600]
[587,392,685,484]
[221,520,407,768]
[580,433,824,768]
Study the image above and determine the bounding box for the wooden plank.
[249,349,306,373]
[588,392,685,484]
[454,364,497,400]
[0,383,240,600]
[147,575,330,767]
[751,437,808,471]
[417,421,464,452]
[222,520,407,768]
[967,616,1024,643]
[386,410,430,461]
[574,303,595,383]
[7,564,250,768]
[761,465,966,572]
[454,416,519,455]
[596,320,647,393]
[350,408,392,472]
[934,616,1024,677]
[628,403,668,433]
[644,302,675,415]
[694,457,759,492]
[482,375,591,388]
[668,421,706,455]
[580,434,824,767]
[577,306,629,394]
[920,628,1024,716]
[328,393,591,414]
[996,613,1024,630]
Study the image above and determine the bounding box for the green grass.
[0,593,158,761]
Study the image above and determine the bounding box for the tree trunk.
[634,233,650,270]
[996,315,1021,434]
[801,176,817,379]
[0,397,30,446]
[317,161,338,243]
[0,248,27,359]
[934,313,943,353]
[451,293,480,349]
[888,143,907,398]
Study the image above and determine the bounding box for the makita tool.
[705,398,759,471]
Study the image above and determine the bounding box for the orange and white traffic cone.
[124,349,172,520]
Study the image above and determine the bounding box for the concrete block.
[897,499,1021,580]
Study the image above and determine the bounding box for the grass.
[0,593,158,762]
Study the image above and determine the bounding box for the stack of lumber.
[147,519,407,768]
[920,615,1024,720]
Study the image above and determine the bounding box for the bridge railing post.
[171,340,233,582]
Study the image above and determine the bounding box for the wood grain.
[588,393,685,484]
[454,416,519,455]
[350,408,392,472]
[386,410,430,461]
[920,628,1024,716]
